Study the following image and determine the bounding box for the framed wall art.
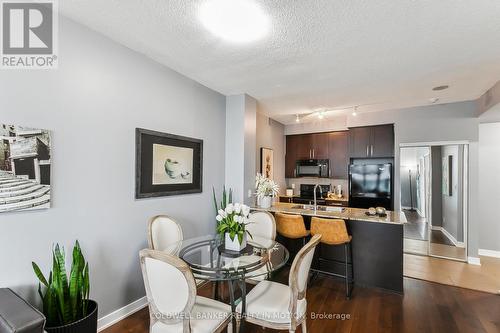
[260,147,274,180]
[0,124,51,213]
[136,128,203,198]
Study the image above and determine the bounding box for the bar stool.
[275,212,310,246]
[310,217,354,299]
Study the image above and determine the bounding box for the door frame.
[399,141,469,262]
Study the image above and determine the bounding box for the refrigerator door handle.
[371,145,374,156]
[366,145,369,156]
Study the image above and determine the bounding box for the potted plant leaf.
[32,241,98,333]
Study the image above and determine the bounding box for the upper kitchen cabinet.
[328,131,349,179]
[310,132,329,159]
[295,134,313,159]
[285,134,300,178]
[349,124,394,158]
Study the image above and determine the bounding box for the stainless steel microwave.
[295,159,329,178]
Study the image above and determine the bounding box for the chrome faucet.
[313,184,323,211]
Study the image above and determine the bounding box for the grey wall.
[478,123,500,252]
[441,145,464,243]
[285,101,480,257]
[225,94,257,205]
[0,16,226,319]
[431,146,443,228]
[255,113,286,194]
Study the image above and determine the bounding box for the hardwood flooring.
[404,253,500,295]
[102,268,500,333]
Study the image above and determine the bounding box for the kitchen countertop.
[325,196,349,202]
[252,202,407,225]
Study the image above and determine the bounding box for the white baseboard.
[98,296,148,331]
[478,249,500,258]
[467,257,481,265]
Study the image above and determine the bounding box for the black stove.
[295,184,331,205]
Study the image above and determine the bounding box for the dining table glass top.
[172,234,289,281]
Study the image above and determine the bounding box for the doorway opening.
[400,143,468,262]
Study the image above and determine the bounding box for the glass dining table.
[171,234,289,332]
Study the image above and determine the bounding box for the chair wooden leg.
[301,319,307,333]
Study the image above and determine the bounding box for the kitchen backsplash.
[285,178,349,197]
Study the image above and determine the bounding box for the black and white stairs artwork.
[0,171,50,212]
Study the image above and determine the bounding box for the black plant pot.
[45,300,98,333]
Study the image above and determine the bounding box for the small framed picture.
[260,147,274,179]
[136,128,203,198]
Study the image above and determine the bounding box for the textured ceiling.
[60,1,500,124]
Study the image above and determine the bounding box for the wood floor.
[102,269,500,333]
[404,253,500,295]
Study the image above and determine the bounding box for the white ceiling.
[60,1,500,124]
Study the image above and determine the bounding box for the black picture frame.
[135,128,203,199]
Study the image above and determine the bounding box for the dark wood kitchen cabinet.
[328,131,349,179]
[285,134,300,178]
[349,124,394,158]
[310,132,329,159]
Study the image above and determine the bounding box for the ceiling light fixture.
[295,114,300,123]
[352,106,358,116]
[199,0,270,43]
[432,85,449,91]
[318,111,325,119]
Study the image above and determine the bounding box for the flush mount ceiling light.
[352,106,358,116]
[317,111,325,119]
[295,114,300,123]
[199,0,270,43]
[432,85,449,91]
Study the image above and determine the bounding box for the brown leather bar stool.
[310,217,354,298]
[275,212,310,246]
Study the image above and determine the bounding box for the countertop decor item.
[255,173,279,208]
[136,128,203,198]
[213,187,252,251]
[32,241,97,333]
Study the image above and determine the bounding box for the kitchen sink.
[291,204,345,213]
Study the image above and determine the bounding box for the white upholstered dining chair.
[148,215,207,287]
[148,215,183,255]
[246,211,277,240]
[244,211,277,285]
[236,234,322,333]
[139,249,233,333]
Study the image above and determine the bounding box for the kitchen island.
[252,202,406,294]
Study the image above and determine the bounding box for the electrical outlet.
[247,189,252,198]
[291,183,295,189]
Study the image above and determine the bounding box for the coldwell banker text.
[1,0,58,69]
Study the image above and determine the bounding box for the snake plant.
[32,241,90,327]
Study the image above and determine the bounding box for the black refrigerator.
[349,163,393,210]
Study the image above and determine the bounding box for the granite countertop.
[252,202,407,225]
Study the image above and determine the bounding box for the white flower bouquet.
[255,173,279,199]
[213,187,253,249]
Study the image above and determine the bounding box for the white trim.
[431,226,465,248]
[400,140,470,147]
[97,296,148,331]
[478,249,500,258]
[467,257,481,265]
